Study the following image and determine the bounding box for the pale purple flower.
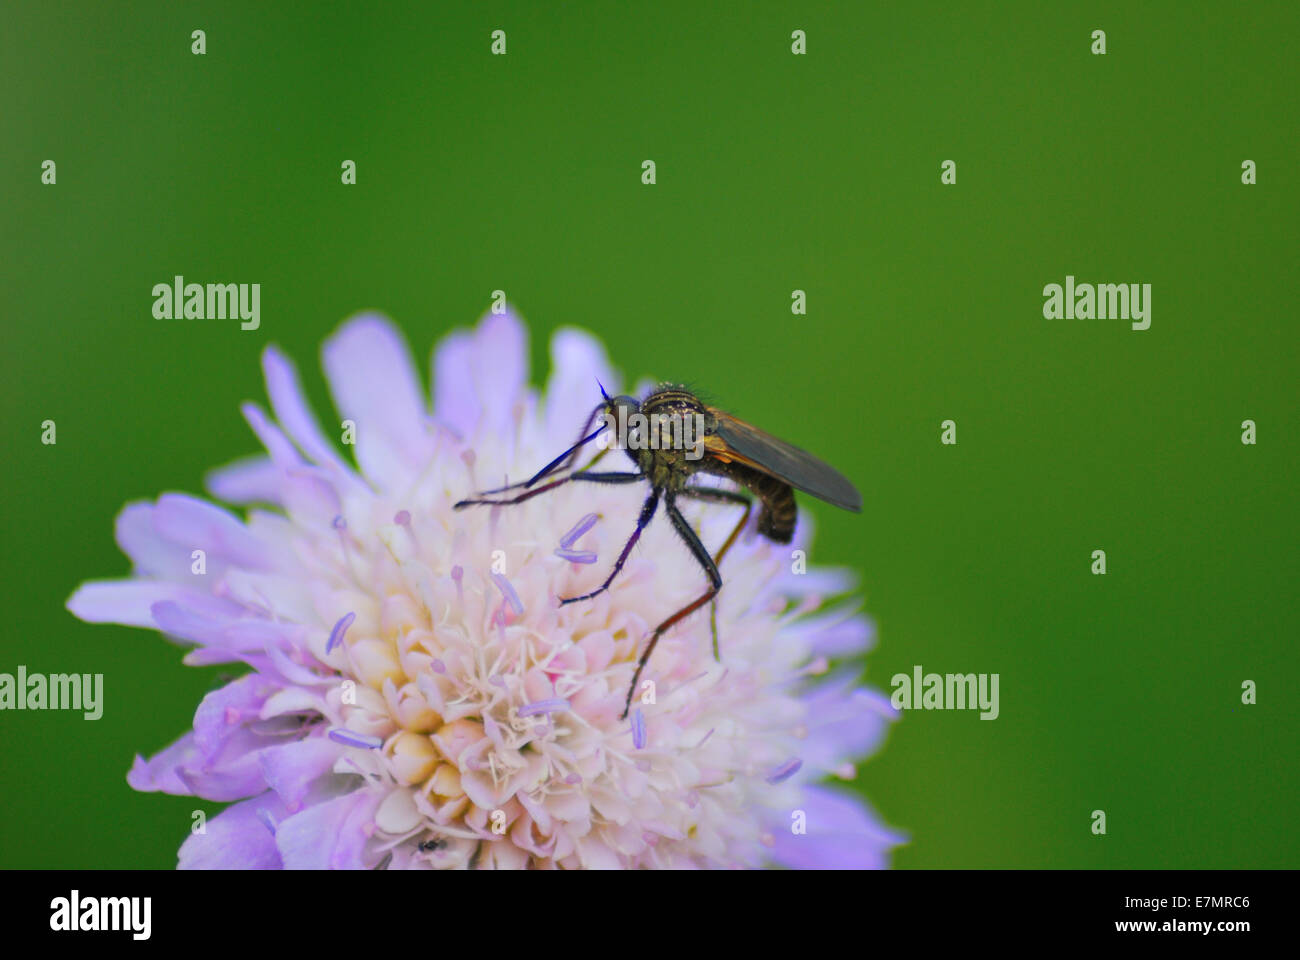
[67,308,903,869]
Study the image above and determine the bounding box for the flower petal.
[205,455,282,505]
[432,308,528,439]
[322,313,433,488]
[153,493,274,571]
[275,788,384,869]
[544,326,617,445]
[769,785,905,869]
[800,672,899,775]
[67,581,239,629]
[257,737,343,813]
[262,344,352,473]
[179,793,288,869]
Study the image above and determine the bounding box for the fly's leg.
[454,469,640,509]
[560,490,659,604]
[622,493,725,720]
[680,485,752,659]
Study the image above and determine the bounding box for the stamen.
[518,698,571,717]
[328,728,384,749]
[560,512,599,548]
[564,773,582,785]
[631,707,647,749]
[553,547,598,564]
[765,757,803,784]
[695,727,715,748]
[450,565,464,603]
[489,675,506,688]
[431,659,447,674]
[326,611,356,654]
[491,571,524,617]
[393,510,411,526]
[332,515,347,530]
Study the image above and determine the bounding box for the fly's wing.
[706,408,863,512]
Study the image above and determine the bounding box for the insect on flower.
[455,382,862,718]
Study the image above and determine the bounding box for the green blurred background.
[2,1,1296,868]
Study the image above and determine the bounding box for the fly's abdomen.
[713,460,797,544]
[755,480,797,543]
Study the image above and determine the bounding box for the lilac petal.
[262,343,352,473]
[67,581,239,630]
[472,309,528,437]
[432,309,528,439]
[559,512,600,548]
[151,602,304,659]
[114,502,191,579]
[257,737,343,812]
[800,672,899,775]
[790,606,877,659]
[518,698,571,717]
[768,785,906,870]
[278,467,344,528]
[178,793,288,869]
[490,572,524,616]
[553,548,598,564]
[205,455,283,505]
[430,330,480,437]
[767,566,859,598]
[322,314,433,488]
[193,674,274,758]
[126,729,267,802]
[544,327,617,446]
[153,493,273,571]
[275,789,385,869]
[240,402,303,468]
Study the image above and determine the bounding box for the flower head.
[68,309,902,869]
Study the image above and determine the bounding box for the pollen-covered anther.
[350,638,404,688]
[392,682,441,731]
[429,763,464,799]
[388,731,439,784]
[434,718,485,764]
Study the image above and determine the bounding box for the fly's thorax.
[639,446,698,491]
[641,386,708,422]
[635,388,713,463]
